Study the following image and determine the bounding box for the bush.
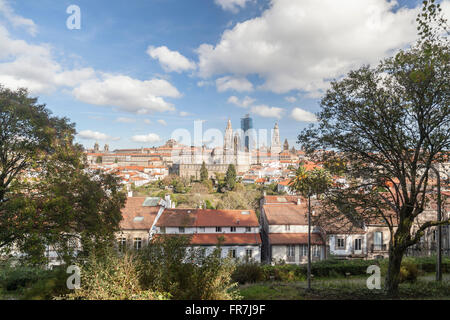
[63,249,168,300]
[0,266,49,292]
[22,267,70,300]
[399,259,419,283]
[139,235,240,300]
[232,261,266,284]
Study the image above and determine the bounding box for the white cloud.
[285,96,297,103]
[214,0,253,13]
[291,107,317,122]
[143,119,152,124]
[227,95,255,108]
[115,117,136,123]
[0,12,182,115]
[157,119,167,126]
[250,105,284,119]
[78,130,120,141]
[216,76,253,92]
[131,133,161,143]
[0,25,95,94]
[197,80,214,87]
[198,0,427,95]
[179,111,191,117]
[72,74,180,114]
[0,0,37,36]
[147,46,196,73]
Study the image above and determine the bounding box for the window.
[354,238,362,251]
[313,245,320,257]
[374,232,383,245]
[179,227,185,233]
[336,237,345,249]
[134,238,142,250]
[118,238,126,251]
[245,227,251,233]
[230,227,236,232]
[199,227,205,232]
[216,227,222,232]
[300,245,307,256]
[160,227,166,234]
[245,249,253,260]
[285,225,290,231]
[287,245,295,261]
[228,249,237,258]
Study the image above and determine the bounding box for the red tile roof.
[269,233,324,245]
[263,204,308,225]
[190,233,261,245]
[156,209,259,227]
[120,197,161,230]
[264,195,304,204]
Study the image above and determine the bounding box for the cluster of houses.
[117,194,439,264]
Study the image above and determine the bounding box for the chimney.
[164,194,172,208]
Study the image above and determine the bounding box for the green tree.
[200,161,208,182]
[225,164,237,191]
[297,1,449,295]
[0,86,126,264]
[289,166,331,198]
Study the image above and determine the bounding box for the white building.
[260,195,326,264]
[154,208,261,261]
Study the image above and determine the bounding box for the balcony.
[371,244,387,252]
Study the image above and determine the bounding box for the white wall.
[191,245,261,261]
[329,234,367,256]
[271,244,324,264]
[268,225,320,233]
[157,226,259,234]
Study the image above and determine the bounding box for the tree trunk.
[385,245,405,296]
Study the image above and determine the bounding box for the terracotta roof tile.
[263,204,308,225]
[269,233,324,245]
[120,197,161,230]
[156,209,259,227]
[191,233,261,245]
[264,195,304,204]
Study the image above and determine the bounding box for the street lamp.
[307,188,312,291]
[431,165,442,282]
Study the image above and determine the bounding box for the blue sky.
[0,0,447,150]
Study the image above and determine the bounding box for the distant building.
[270,122,282,155]
[260,195,326,264]
[241,114,253,152]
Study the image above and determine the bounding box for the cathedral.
[172,119,284,178]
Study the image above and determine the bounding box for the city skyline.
[0,0,439,150]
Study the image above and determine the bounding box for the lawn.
[238,274,450,300]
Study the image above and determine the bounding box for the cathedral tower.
[270,122,282,155]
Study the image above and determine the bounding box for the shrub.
[139,235,240,300]
[232,261,265,284]
[399,260,419,283]
[22,267,70,300]
[63,249,168,300]
[0,266,49,292]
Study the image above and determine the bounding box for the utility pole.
[307,189,312,291]
[432,165,442,281]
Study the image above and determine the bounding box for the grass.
[239,273,450,300]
